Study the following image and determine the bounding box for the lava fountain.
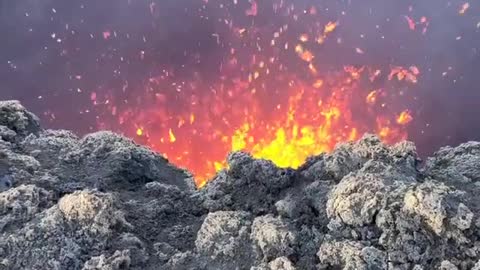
[92,0,420,186]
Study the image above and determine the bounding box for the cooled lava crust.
[1,100,480,270]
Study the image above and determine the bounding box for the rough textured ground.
[1,100,480,270]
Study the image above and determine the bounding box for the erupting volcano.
[1,0,479,186]
[2,1,480,269]
[95,64,418,186]
[89,1,421,186]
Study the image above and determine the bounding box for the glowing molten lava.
[92,0,420,187]
[95,65,417,187]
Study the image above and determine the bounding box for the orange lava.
[96,65,417,187]
[92,1,419,187]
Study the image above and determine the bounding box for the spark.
[459,3,470,14]
[169,129,177,143]
[405,16,416,30]
[366,90,379,105]
[397,110,413,125]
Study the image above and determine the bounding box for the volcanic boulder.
[1,100,480,270]
[0,100,41,139]
[195,211,254,268]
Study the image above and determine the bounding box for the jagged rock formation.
[1,100,480,270]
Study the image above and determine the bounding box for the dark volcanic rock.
[0,100,41,138]
[201,151,295,215]
[1,100,480,270]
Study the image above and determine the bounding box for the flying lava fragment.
[397,110,414,125]
[459,2,470,14]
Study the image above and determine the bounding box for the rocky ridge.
[1,100,480,270]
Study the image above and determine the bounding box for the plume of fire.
[95,64,417,187]
[92,0,419,187]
